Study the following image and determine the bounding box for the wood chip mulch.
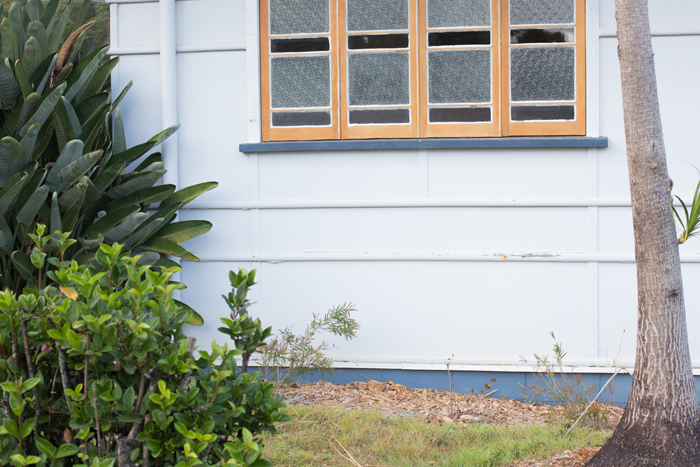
[277,380,623,467]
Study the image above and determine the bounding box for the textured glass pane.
[511,105,574,120]
[271,56,330,108]
[509,0,574,25]
[272,111,332,126]
[429,107,491,122]
[428,50,491,104]
[510,47,574,102]
[270,0,329,35]
[428,0,490,28]
[348,52,410,106]
[349,108,410,124]
[347,0,408,31]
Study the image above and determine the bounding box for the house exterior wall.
[107,0,700,381]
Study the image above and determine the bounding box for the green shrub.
[0,0,217,304]
[0,229,288,466]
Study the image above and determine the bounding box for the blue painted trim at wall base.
[239,137,609,153]
[250,368,700,407]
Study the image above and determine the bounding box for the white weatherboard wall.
[108,0,700,376]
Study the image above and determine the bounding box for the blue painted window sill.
[239,136,608,153]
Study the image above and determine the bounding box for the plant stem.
[20,317,41,439]
[57,346,72,407]
[92,382,102,457]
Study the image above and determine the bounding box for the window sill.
[239,136,608,153]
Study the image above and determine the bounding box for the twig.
[20,318,41,439]
[330,435,363,467]
[178,337,197,391]
[57,346,73,406]
[564,368,624,437]
[92,383,102,457]
[483,388,499,397]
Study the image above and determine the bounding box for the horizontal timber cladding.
[259,0,586,141]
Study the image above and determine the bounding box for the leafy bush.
[220,269,360,387]
[0,230,288,467]
[0,0,217,301]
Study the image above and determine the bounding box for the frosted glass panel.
[347,0,409,31]
[348,52,410,106]
[270,0,330,35]
[428,50,491,104]
[270,56,331,108]
[428,0,490,28]
[509,0,574,25]
[510,47,574,102]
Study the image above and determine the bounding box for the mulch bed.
[278,380,623,467]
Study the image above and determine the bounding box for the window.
[259,0,585,142]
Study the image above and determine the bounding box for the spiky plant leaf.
[33,54,55,94]
[57,177,87,211]
[113,124,180,164]
[153,220,213,245]
[11,251,36,281]
[103,212,148,244]
[140,237,199,262]
[22,36,42,78]
[0,137,26,185]
[75,93,109,124]
[92,160,125,193]
[108,185,175,211]
[16,93,41,137]
[28,0,44,22]
[108,170,166,199]
[39,0,59,30]
[174,299,204,326]
[64,45,106,104]
[111,81,132,113]
[47,0,74,54]
[20,81,66,137]
[58,150,101,189]
[50,191,60,233]
[26,21,49,62]
[16,184,48,226]
[122,217,165,250]
[46,139,83,191]
[1,17,18,65]
[82,57,118,99]
[0,47,17,108]
[0,172,28,216]
[20,124,39,161]
[14,61,33,99]
[86,205,139,236]
[113,107,126,155]
[160,182,219,209]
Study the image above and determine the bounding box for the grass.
[261,405,611,467]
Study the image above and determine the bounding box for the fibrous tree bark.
[586,1,700,465]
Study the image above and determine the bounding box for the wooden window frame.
[259,0,586,142]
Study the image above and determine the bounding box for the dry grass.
[261,404,611,467]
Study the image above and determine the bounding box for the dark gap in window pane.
[348,34,409,49]
[511,105,574,121]
[429,107,491,123]
[272,111,332,126]
[349,108,410,124]
[428,31,490,47]
[510,28,574,44]
[271,37,330,53]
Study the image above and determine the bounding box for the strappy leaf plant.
[672,178,700,244]
[0,0,218,303]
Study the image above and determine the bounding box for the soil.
[278,380,624,467]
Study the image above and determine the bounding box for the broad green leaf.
[16,184,48,225]
[87,205,139,236]
[20,418,34,439]
[92,159,125,193]
[21,378,41,394]
[107,170,166,199]
[140,237,199,262]
[2,419,19,439]
[58,150,101,188]
[0,137,25,185]
[175,300,204,326]
[103,212,148,244]
[57,178,87,211]
[66,43,104,88]
[16,93,42,138]
[153,257,180,269]
[75,93,109,124]
[111,80,132,112]
[47,0,74,53]
[0,17,18,65]
[31,120,54,160]
[82,57,118,99]
[14,168,45,216]
[154,220,212,244]
[46,139,83,191]
[0,43,17,107]
[8,3,22,55]
[131,202,179,240]
[122,217,164,249]
[20,81,66,137]
[26,21,49,63]
[161,181,218,209]
[14,61,34,100]
[28,0,44,22]
[109,185,175,211]
[50,191,60,233]
[12,251,36,280]
[65,46,106,104]
[34,54,56,95]
[113,124,180,164]
[34,437,55,458]
[55,443,80,458]
[0,217,11,252]
[22,36,42,78]
[113,107,126,155]
[0,171,27,216]
[61,202,80,233]
[61,97,82,137]
[39,0,59,30]
[54,97,81,148]
[20,124,39,160]
[133,152,162,173]
[78,101,109,150]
